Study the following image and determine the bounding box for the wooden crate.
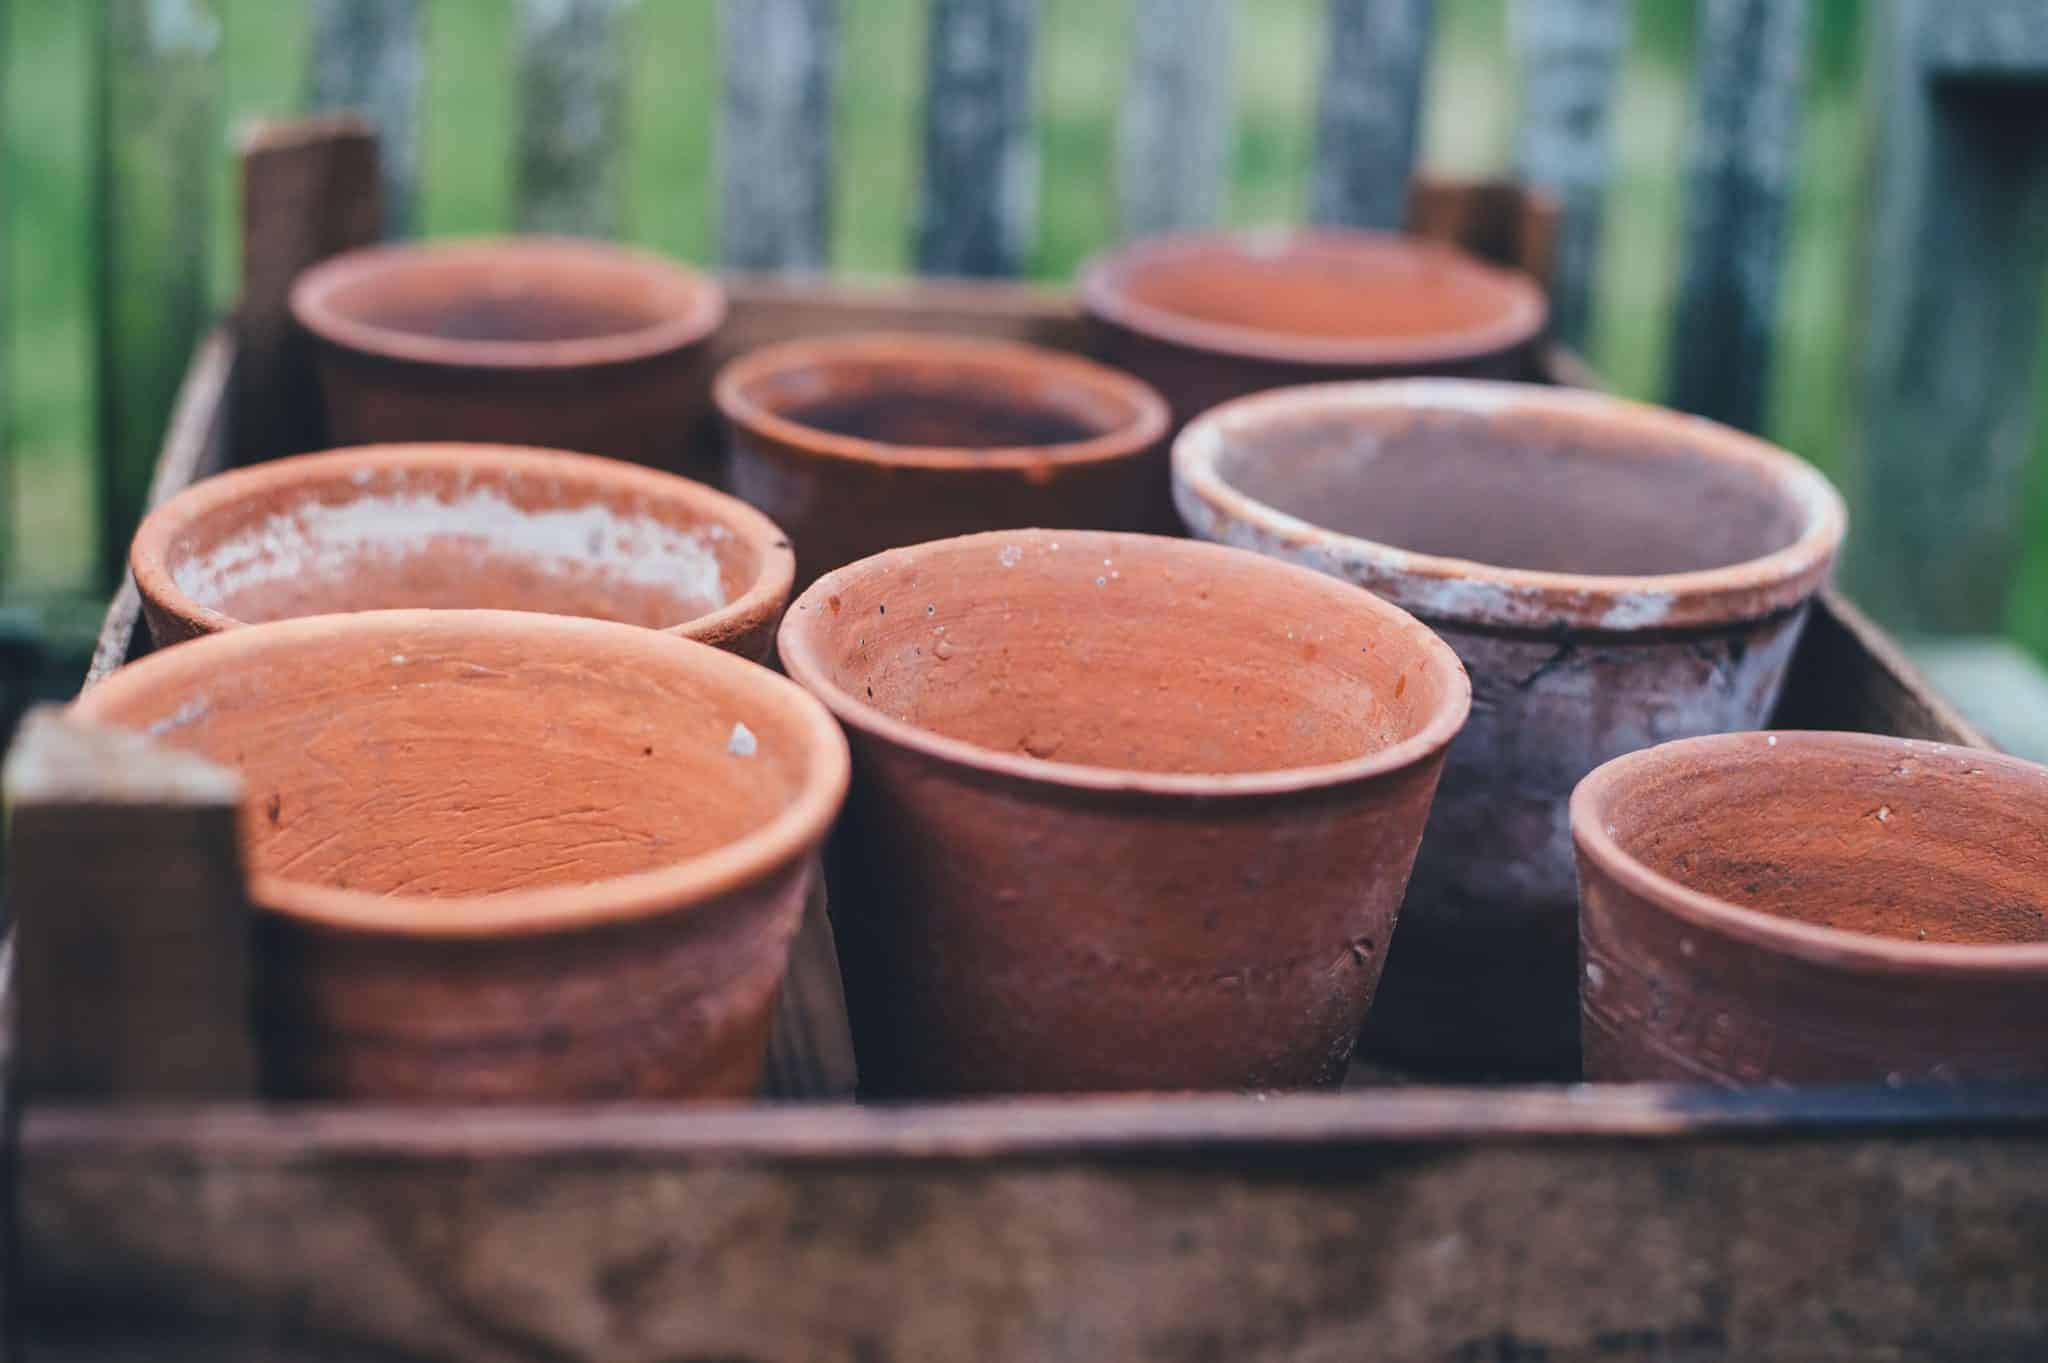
[9,120,2048,1363]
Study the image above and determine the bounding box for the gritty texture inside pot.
[320,251,703,346]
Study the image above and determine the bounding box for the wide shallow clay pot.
[71,610,849,1101]
[130,444,795,662]
[1174,379,1847,1078]
[291,237,726,474]
[1574,731,2048,1084]
[777,528,1470,1095]
[717,332,1171,590]
[1079,228,1547,428]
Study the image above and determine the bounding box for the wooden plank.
[304,0,422,237]
[1921,2,2048,81]
[1769,589,1992,749]
[1309,0,1435,231]
[1405,177,1561,289]
[1512,0,1628,349]
[916,0,1039,276]
[515,0,635,238]
[719,0,839,270]
[1118,0,1233,237]
[1665,0,1809,432]
[95,0,222,589]
[1905,636,2048,764]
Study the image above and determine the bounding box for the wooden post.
[917,0,1039,276]
[305,0,422,238]
[1512,0,1628,348]
[1665,0,1810,432]
[720,0,840,270]
[515,0,635,238]
[1309,0,1434,231]
[95,0,221,590]
[1118,0,1232,238]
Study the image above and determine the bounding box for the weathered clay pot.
[291,237,726,474]
[1574,731,2048,1084]
[71,610,849,1101]
[1080,229,1547,427]
[717,332,1171,589]
[1174,379,1847,1077]
[130,444,795,662]
[777,528,1470,1095]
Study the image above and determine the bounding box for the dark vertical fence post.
[95,0,221,588]
[1665,0,1810,431]
[1513,0,1627,348]
[1119,0,1233,238]
[515,0,636,238]
[720,0,840,270]
[1309,0,1435,231]
[306,0,423,237]
[917,0,1040,276]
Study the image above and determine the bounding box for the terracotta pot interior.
[162,461,761,630]
[1215,407,1811,578]
[316,248,708,345]
[1593,742,2048,947]
[797,534,1458,776]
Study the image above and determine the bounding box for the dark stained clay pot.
[1174,379,1846,1078]
[71,610,849,1101]
[716,332,1171,590]
[1574,731,2048,1084]
[777,528,1470,1095]
[1079,229,1547,428]
[130,444,795,663]
[291,237,726,476]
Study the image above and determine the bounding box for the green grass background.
[5,0,2045,655]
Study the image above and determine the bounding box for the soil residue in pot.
[359,292,667,344]
[784,387,1106,449]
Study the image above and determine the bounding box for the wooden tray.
[9,120,2047,1363]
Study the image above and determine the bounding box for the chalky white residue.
[727,722,758,757]
[174,487,729,612]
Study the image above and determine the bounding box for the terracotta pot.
[1174,379,1846,1077]
[1080,229,1547,428]
[130,444,795,662]
[71,610,849,1101]
[291,237,727,475]
[717,332,1171,590]
[1574,731,2048,1084]
[777,528,1470,1095]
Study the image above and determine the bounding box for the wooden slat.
[719,0,840,270]
[916,0,1040,276]
[1118,0,1233,237]
[1405,177,1561,290]
[1769,589,1992,749]
[304,0,422,237]
[1665,0,1810,431]
[1921,1,2048,80]
[1309,0,1435,231]
[515,0,635,237]
[1512,0,1629,348]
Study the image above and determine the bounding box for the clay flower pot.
[716,332,1171,589]
[1174,379,1846,1077]
[778,528,1470,1095]
[71,610,849,1102]
[1079,228,1547,427]
[1574,731,2048,1085]
[130,444,795,662]
[291,237,727,475]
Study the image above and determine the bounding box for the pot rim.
[1571,730,2048,975]
[129,443,797,645]
[777,528,1472,800]
[289,236,728,371]
[71,609,850,938]
[712,331,1171,472]
[1173,378,1848,632]
[1077,227,1549,369]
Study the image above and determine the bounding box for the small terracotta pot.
[291,237,727,474]
[716,332,1171,590]
[1080,229,1547,427]
[130,444,795,662]
[778,528,1470,1095]
[1175,379,1847,1077]
[1574,731,2048,1084]
[71,610,849,1102]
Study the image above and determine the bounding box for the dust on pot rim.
[290,236,727,371]
[1174,379,1847,633]
[71,609,850,938]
